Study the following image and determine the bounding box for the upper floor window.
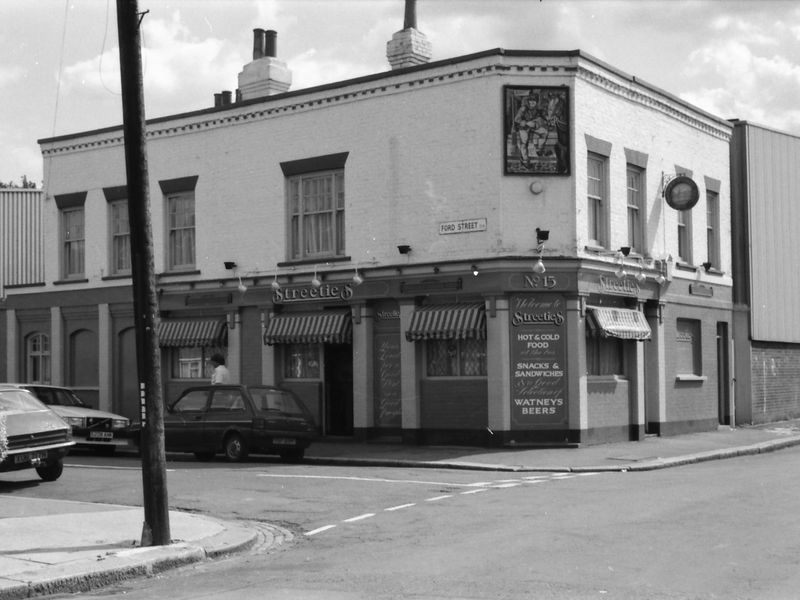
[167,191,196,270]
[677,208,692,264]
[62,207,85,278]
[706,190,720,269]
[280,153,349,261]
[288,171,345,260]
[587,153,607,247]
[626,166,645,253]
[158,176,199,272]
[110,200,131,275]
[26,333,51,384]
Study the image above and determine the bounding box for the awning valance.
[263,311,352,345]
[158,320,227,347]
[405,303,486,342]
[586,306,651,340]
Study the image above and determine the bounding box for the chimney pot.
[222,90,232,105]
[404,0,417,29]
[252,28,266,60]
[265,30,277,58]
[213,92,222,107]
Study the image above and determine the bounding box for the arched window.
[26,333,51,384]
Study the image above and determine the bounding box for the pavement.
[3,419,800,599]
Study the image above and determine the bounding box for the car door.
[202,387,252,450]
[163,389,210,451]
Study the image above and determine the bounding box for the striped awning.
[158,320,227,347]
[586,306,651,340]
[263,311,352,345]
[405,303,486,342]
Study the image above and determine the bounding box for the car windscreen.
[0,389,47,412]
[249,388,307,416]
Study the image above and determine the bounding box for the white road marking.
[385,503,417,511]
[306,524,336,536]
[460,489,488,495]
[492,483,521,488]
[426,495,452,502]
[343,513,375,523]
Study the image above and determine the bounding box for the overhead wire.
[44,0,71,192]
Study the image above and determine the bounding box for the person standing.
[209,353,230,384]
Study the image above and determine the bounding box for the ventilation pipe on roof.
[387,0,431,70]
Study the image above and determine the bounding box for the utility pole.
[116,0,170,546]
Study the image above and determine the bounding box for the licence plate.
[89,431,114,440]
[272,438,296,446]
[15,451,46,464]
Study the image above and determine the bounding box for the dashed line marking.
[343,513,375,523]
[426,495,453,502]
[385,503,417,511]
[306,524,336,536]
[460,489,488,495]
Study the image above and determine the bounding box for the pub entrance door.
[324,344,353,436]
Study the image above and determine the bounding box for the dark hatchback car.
[0,385,74,481]
[160,385,317,462]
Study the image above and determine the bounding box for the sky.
[3,0,800,187]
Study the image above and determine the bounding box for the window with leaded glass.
[425,338,487,377]
[288,170,345,260]
[167,191,195,270]
[110,200,131,275]
[284,344,321,379]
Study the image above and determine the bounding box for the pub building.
[0,5,733,447]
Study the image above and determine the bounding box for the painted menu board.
[374,333,402,427]
[509,294,568,428]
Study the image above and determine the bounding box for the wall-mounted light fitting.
[536,228,549,244]
[311,266,322,288]
[270,273,281,291]
[636,258,646,282]
[224,261,237,270]
[533,228,548,274]
[702,261,712,272]
[619,246,631,257]
[352,268,363,286]
[397,244,412,255]
[471,264,479,276]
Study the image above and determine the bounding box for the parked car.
[0,385,74,481]
[11,384,133,455]
[158,385,317,462]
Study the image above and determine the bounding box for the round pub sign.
[664,175,700,211]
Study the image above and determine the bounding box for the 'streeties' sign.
[509,294,568,428]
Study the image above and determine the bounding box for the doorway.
[324,344,353,436]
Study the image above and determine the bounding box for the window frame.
[706,190,720,269]
[677,208,693,264]
[675,318,703,377]
[626,165,645,253]
[26,333,51,384]
[585,334,626,377]
[587,152,608,248]
[109,199,131,275]
[286,169,345,261]
[61,206,85,279]
[169,346,225,380]
[166,190,196,271]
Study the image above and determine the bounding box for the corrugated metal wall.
[0,189,44,290]
[745,124,800,343]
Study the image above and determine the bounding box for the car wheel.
[224,434,248,462]
[194,451,215,461]
[279,448,305,463]
[36,460,64,482]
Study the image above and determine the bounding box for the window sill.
[587,375,628,383]
[157,269,201,278]
[675,262,697,273]
[102,274,132,281]
[676,374,707,382]
[277,256,352,268]
[53,278,89,285]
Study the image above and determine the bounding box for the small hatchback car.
[0,385,74,481]
[14,384,133,455]
[161,385,317,462]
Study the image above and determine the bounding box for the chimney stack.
[237,28,292,100]
[387,0,431,70]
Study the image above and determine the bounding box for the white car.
[10,384,134,455]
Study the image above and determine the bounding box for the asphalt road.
[8,446,800,599]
